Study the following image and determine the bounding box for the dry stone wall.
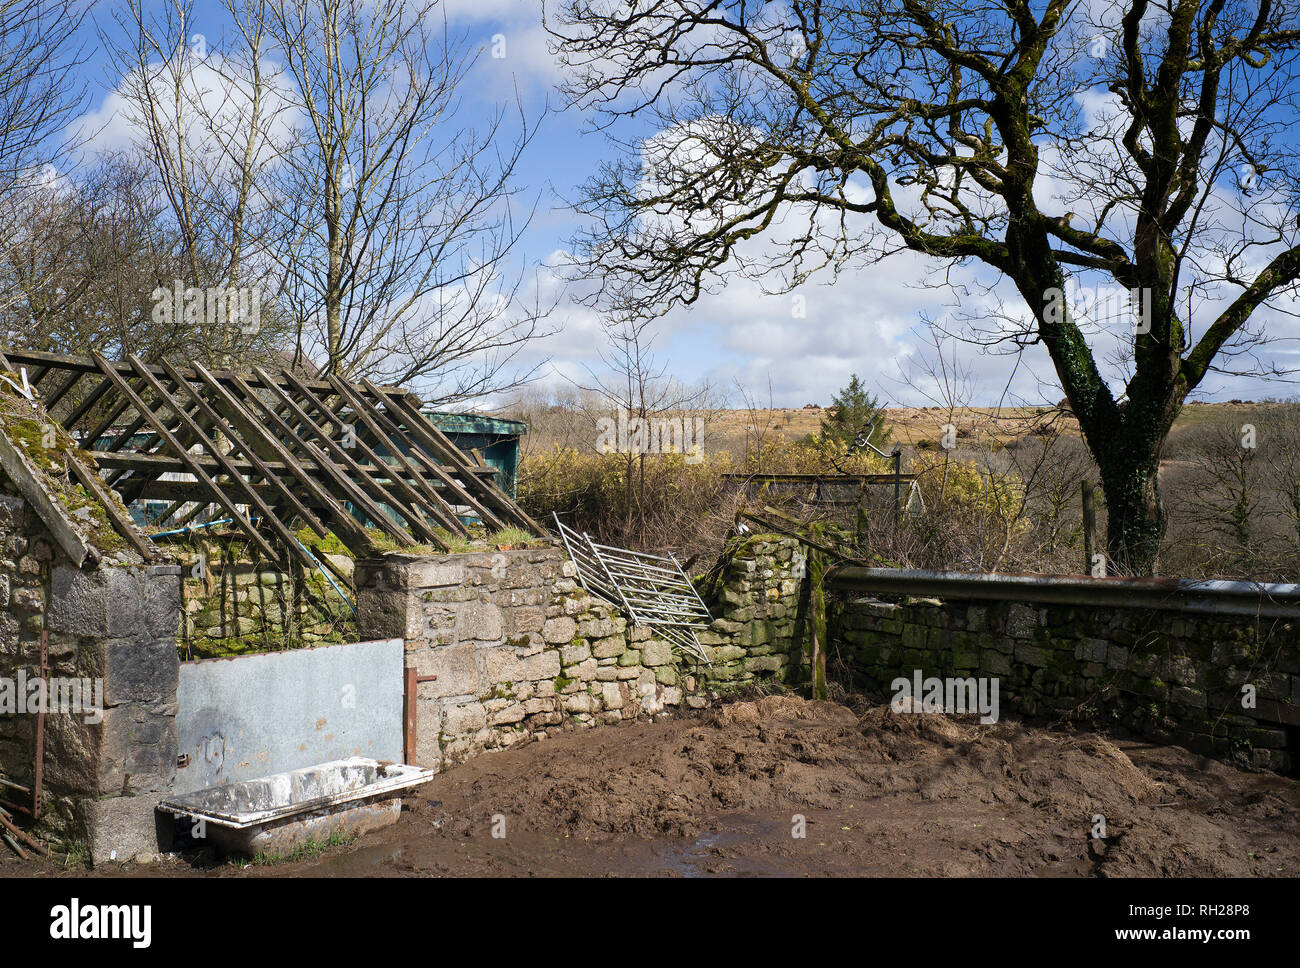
[353,536,809,770]
[174,542,355,658]
[355,547,686,769]
[832,593,1299,772]
[698,535,808,686]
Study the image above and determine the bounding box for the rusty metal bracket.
[403,668,437,767]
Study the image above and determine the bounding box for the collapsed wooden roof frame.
[0,347,543,570]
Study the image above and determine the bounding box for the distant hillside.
[512,400,1295,458]
[705,400,1286,449]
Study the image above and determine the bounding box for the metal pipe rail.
[826,566,1300,618]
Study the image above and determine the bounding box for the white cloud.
[70,51,302,176]
[436,0,524,22]
[507,237,1059,410]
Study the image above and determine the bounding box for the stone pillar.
[699,535,808,687]
[43,562,182,863]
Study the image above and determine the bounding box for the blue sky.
[65,0,1300,408]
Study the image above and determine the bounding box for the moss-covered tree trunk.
[1096,434,1167,575]
[548,1,1300,579]
[1012,244,1185,577]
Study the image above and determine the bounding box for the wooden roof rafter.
[0,346,543,565]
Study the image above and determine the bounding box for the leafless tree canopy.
[80,0,553,399]
[0,0,87,194]
[0,0,90,314]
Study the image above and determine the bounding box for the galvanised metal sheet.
[173,638,404,794]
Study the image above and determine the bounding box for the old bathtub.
[157,757,436,858]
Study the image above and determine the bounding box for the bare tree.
[571,314,716,546]
[1262,405,1300,574]
[1182,422,1264,571]
[102,0,291,309]
[0,152,293,366]
[499,382,619,456]
[1160,404,1300,579]
[2,154,179,352]
[732,374,780,465]
[0,0,89,316]
[248,0,553,397]
[546,0,1300,574]
[99,0,555,398]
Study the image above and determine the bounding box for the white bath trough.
[158,757,436,857]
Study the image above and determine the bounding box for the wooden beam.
[280,373,450,544]
[90,447,494,487]
[1,347,416,402]
[65,458,156,561]
[158,358,331,541]
[108,388,221,500]
[261,367,437,546]
[244,367,413,549]
[59,376,114,435]
[89,351,285,566]
[358,379,516,531]
[190,362,373,550]
[362,381,509,529]
[326,375,468,537]
[378,387,543,534]
[128,355,310,569]
[38,370,82,411]
[403,666,418,766]
[81,383,141,445]
[2,346,537,558]
[0,430,97,567]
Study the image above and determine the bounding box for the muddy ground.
[8,696,1299,877]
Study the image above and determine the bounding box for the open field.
[706,400,1287,450]
[709,405,1079,449]
[518,401,1291,455]
[12,696,1297,879]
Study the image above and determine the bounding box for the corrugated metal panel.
[422,409,525,500]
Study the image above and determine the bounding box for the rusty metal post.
[403,666,417,766]
[33,627,47,819]
[403,667,436,766]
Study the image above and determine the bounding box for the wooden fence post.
[1082,482,1097,575]
[808,547,828,701]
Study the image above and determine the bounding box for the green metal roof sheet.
[421,410,527,437]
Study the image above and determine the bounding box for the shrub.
[741,431,890,475]
[899,451,1028,570]
[517,446,738,560]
